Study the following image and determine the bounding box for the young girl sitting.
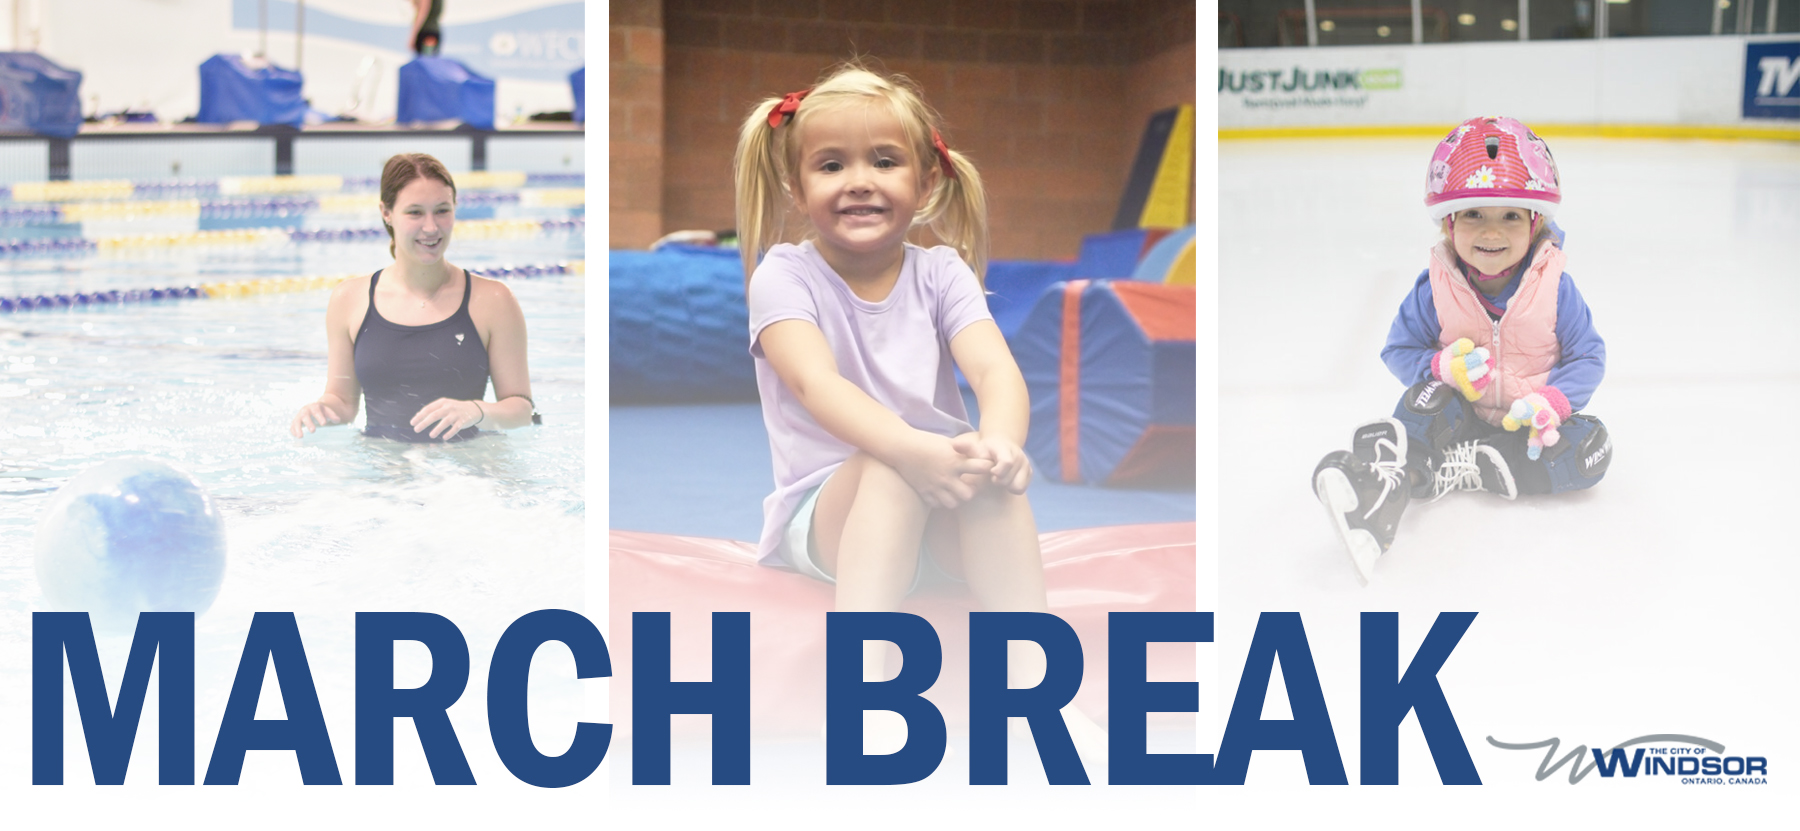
[1314,116,1613,584]
[734,63,1105,761]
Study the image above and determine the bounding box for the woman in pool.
[290,152,534,442]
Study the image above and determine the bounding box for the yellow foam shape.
[1138,104,1195,230]
[457,171,528,190]
[521,188,586,208]
[220,175,344,195]
[566,260,585,275]
[1163,237,1197,286]
[12,180,136,203]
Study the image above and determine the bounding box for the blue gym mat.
[608,397,1196,542]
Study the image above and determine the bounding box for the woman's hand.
[952,432,1033,494]
[895,431,994,509]
[290,400,344,438]
[411,397,484,440]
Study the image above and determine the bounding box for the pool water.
[0,186,588,783]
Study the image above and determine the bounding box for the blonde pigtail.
[732,96,793,287]
[924,147,988,288]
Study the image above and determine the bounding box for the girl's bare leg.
[812,451,930,752]
[954,486,1108,766]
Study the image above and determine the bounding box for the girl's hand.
[896,431,994,509]
[412,398,484,440]
[952,433,1033,494]
[290,401,342,438]
[1501,387,1570,461]
[1432,338,1493,401]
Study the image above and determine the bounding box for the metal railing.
[1222,0,1796,48]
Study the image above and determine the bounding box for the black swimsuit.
[354,268,488,442]
[414,0,443,54]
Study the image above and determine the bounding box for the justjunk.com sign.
[1744,41,1800,120]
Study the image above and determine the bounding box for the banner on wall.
[1744,41,1800,121]
[228,0,583,84]
[1219,64,1403,113]
[1222,39,1772,130]
[1219,49,1412,126]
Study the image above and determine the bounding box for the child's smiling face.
[1449,205,1535,277]
[790,100,929,271]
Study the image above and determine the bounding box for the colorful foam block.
[1073,228,1172,280]
[1129,225,1197,286]
[1111,104,1196,231]
[1014,280,1196,486]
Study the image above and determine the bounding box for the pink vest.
[1428,239,1564,426]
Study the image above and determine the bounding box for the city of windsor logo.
[1486,734,1769,786]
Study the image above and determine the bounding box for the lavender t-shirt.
[747,240,992,566]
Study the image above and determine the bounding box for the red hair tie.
[767,89,809,128]
[931,129,957,180]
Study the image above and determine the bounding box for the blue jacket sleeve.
[1380,270,1442,386]
[1545,273,1605,411]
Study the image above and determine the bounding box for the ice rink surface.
[1218,136,1800,786]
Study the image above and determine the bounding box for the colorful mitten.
[1502,387,1572,461]
[1431,338,1493,401]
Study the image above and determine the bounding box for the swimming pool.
[0,180,587,783]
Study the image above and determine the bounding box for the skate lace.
[1362,437,1408,520]
[1430,442,1484,501]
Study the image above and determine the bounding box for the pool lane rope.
[0,217,583,256]
[40,188,585,223]
[0,260,585,312]
[0,171,584,203]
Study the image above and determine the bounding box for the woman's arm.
[478,278,535,427]
[410,275,535,437]
[290,279,364,437]
[948,320,1032,493]
[759,318,992,508]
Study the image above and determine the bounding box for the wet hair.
[379,153,457,257]
[733,60,988,287]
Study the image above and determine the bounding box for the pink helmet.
[1424,116,1561,222]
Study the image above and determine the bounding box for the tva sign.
[1744,41,1800,121]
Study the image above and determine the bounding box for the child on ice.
[734,63,1106,761]
[1314,116,1613,584]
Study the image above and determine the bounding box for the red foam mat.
[609,522,1197,738]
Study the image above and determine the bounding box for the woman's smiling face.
[383,177,457,264]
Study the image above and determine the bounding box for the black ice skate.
[1428,440,1517,501]
[1314,418,1411,585]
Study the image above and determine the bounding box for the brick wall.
[610,0,665,249]
[634,0,1196,260]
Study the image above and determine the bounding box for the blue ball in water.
[34,459,227,632]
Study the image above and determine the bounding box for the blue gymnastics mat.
[609,398,1196,542]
